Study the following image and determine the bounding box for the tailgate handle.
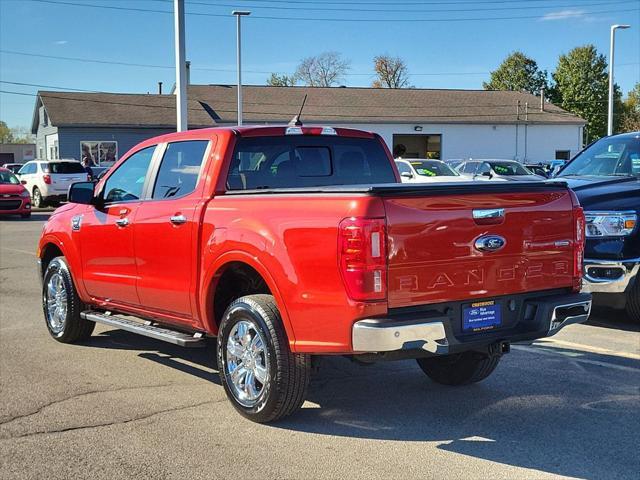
[473,208,504,219]
[473,208,505,225]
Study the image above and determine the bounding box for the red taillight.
[43,174,52,185]
[573,206,585,292]
[338,217,387,301]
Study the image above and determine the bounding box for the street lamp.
[174,0,187,132]
[233,10,251,126]
[608,24,630,136]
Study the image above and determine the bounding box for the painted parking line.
[536,338,640,360]
[513,345,639,373]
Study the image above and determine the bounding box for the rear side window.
[44,162,86,174]
[103,146,155,203]
[152,140,208,200]
[227,136,395,190]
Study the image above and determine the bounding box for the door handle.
[115,217,130,227]
[170,214,187,225]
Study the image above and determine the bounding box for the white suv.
[17,160,89,208]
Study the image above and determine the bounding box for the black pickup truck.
[556,131,639,322]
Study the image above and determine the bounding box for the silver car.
[455,159,544,181]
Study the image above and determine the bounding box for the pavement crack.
[1,399,224,440]
[0,382,196,426]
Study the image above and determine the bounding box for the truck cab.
[556,131,640,321]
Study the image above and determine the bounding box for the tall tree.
[295,52,350,87]
[549,45,622,140]
[372,54,410,88]
[0,121,14,143]
[483,51,548,95]
[621,82,640,132]
[10,126,35,144]
[266,73,297,87]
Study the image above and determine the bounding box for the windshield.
[559,136,640,177]
[0,171,20,185]
[487,162,531,176]
[410,160,459,177]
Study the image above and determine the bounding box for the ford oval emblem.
[474,235,506,252]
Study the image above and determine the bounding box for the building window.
[555,150,571,161]
[80,141,118,167]
[393,134,441,159]
[49,141,59,160]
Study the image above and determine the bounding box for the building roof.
[33,85,585,132]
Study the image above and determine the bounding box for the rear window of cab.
[227,135,396,190]
[43,162,86,174]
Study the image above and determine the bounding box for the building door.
[393,134,441,159]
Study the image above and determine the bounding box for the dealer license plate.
[463,300,502,332]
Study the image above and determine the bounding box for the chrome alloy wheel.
[45,272,68,334]
[225,320,269,407]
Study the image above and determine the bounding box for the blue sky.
[1,0,639,128]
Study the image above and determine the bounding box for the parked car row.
[0,167,31,218]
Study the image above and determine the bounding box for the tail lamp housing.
[338,217,387,301]
[43,174,52,185]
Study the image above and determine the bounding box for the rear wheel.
[32,187,44,208]
[42,256,95,343]
[625,280,640,323]
[417,351,501,386]
[217,294,310,423]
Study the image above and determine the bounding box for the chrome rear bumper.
[352,293,592,354]
[582,258,639,294]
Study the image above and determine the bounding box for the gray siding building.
[31,85,585,165]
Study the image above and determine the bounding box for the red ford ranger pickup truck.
[37,125,592,423]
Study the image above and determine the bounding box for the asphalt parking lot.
[1,211,639,480]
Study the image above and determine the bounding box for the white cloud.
[54,40,68,45]
[540,9,586,21]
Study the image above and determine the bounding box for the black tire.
[625,280,640,323]
[32,187,44,208]
[42,256,95,343]
[217,294,310,423]
[20,212,31,219]
[416,351,501,386]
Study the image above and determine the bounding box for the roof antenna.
[288,94,307,126]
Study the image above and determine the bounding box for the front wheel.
[32,187,44,208]
[42,256,95,343]
[217,294,310,423]
[417,351,501,386]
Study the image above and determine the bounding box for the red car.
[0,167,31,218]
[37,125,591,422]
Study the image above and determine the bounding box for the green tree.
[0,120,14,143]
[549,45,622,140]
[266,73,297,87]
[483,51,548,95]
[621,82,640,132]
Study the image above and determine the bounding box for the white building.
[33,85,584,164]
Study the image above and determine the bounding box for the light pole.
[233,10,251,126]
[174,0,187,132]
[608,24,630,136]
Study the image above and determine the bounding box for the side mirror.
[68,181,95,205]
[401,172,413,179]
[481,171,493,178]
[20,180,27,185]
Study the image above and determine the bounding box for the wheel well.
[40,243,63,277]
[213,262,271,330]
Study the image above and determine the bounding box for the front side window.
[103,146,155,203]
[462,162,478,174]
[152,140,208,200]
[395,161,413,175]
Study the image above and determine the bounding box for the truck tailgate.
[383,185,576,308]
